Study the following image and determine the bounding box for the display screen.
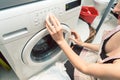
[0,0,43,10]
[66,0,81,11]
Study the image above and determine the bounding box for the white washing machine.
[0,0,82,80]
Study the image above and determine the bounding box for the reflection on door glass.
[31,34,61,62]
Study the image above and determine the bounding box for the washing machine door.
[22,24,71,66]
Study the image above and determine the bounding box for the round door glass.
[30,34,61,62]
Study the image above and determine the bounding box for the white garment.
[74,48,98,80]
[29,62,71,80]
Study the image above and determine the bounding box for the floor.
[0,0,118,80]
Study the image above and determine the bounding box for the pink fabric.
[103,25,120,40]
[100,25,120,63]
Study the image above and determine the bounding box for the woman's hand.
[70,30,84,46]
[45,14,65,44]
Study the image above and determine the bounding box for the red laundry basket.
[80,6,99,24]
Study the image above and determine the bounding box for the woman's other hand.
[70,30,84,46]
[45,14,65,44]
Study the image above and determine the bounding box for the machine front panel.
[0,0,43,10]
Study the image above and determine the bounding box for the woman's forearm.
[58,40,88,73]
[82,43,100,52]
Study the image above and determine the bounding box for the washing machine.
[0,0,82,80]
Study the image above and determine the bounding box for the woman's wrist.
[82,42,87,47]
[57,39,66,46]
[78,42,85,47]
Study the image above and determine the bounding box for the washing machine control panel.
[31,5,64,28]
[32,0,81,28]
[0,0,81,44]
[0,1,65,44]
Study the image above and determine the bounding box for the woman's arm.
[45,14,120,79]
[82,43,100,52]
[58,39,120,79]
[70,31,100,52]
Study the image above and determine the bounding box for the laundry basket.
[80,6,99,24]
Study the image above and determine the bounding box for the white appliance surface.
[0,0,82,80]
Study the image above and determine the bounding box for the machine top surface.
[0,0,43,10]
